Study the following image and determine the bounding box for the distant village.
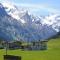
[0,39,48,50]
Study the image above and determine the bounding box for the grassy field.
[0,38,60,60]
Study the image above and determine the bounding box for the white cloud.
[1,0,60,15]
[15,3,60,14]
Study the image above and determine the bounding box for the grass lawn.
[0,38,60,60]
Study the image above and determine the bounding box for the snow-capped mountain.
[42,14,60,32]
[0,2,60,42]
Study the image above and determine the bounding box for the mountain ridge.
[0,2,60,42]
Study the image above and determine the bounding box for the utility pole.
[5,41,8,55]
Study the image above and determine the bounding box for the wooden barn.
[31,40,48,50]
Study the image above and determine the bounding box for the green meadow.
[0,38,60,60]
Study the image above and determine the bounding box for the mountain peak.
[0,2,30,24]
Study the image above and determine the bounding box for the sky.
[0,0,60,16]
